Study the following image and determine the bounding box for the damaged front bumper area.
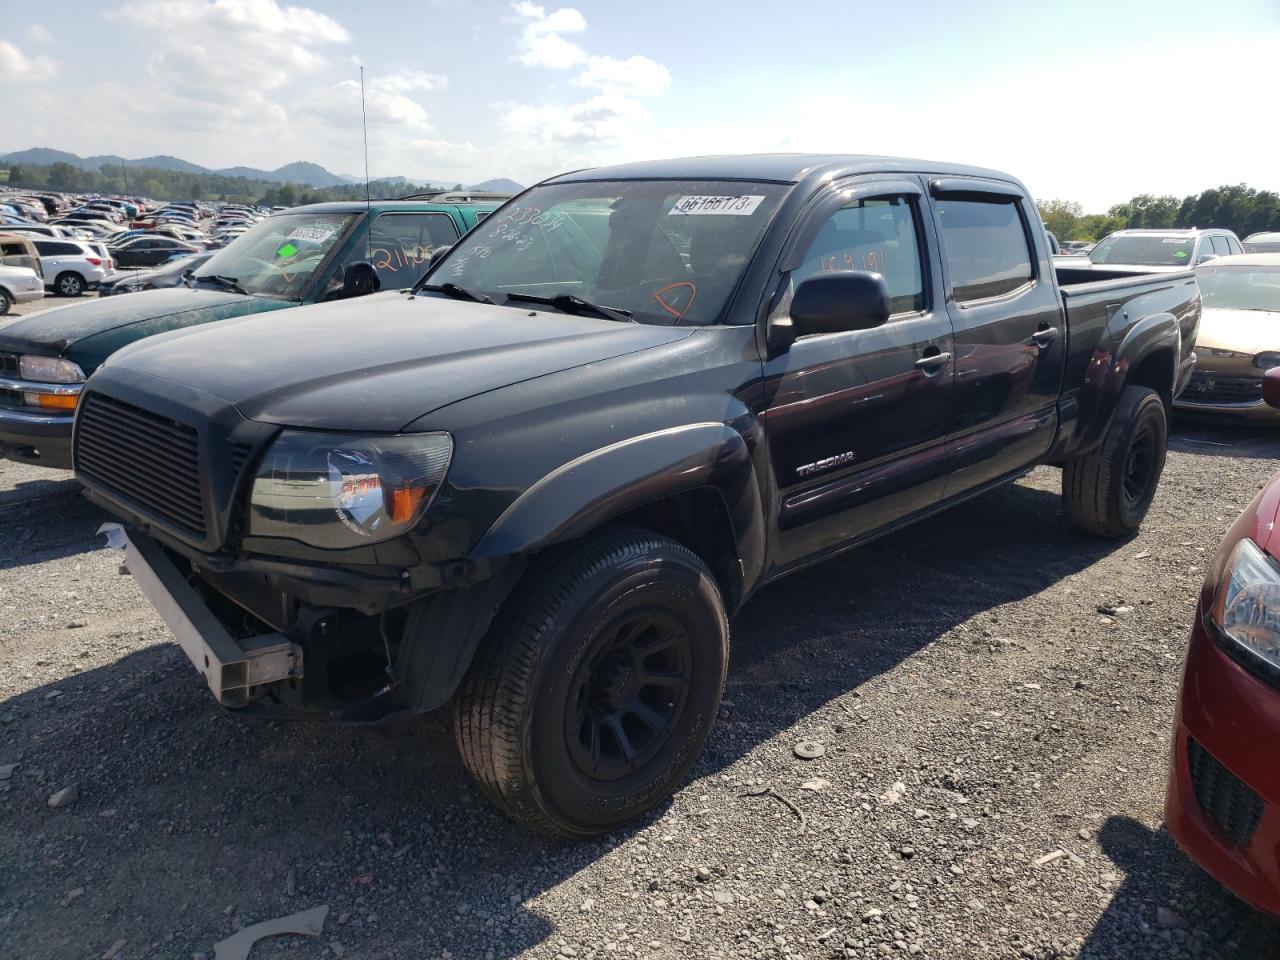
[103,523,304,708]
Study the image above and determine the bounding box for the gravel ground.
[0,382,1278,959]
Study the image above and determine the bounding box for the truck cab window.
[936,198,1033,301]
[793,196,925,315]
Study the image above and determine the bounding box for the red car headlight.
[1209,538,1280,678]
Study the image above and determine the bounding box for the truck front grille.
[1180,373,1264,406]
[74,391,206,539]
[1187,738,1263,847]
[0,353,18,377]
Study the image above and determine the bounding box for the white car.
[0,263,44,314]
[32,238,110,297]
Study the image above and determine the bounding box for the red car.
[1166,366,1280,916]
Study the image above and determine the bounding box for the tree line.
[1037,184,1280,242]
[1,161,445,206]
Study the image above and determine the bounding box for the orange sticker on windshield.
[652,281,697,320]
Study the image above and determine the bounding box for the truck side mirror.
[1264,367,1280,409]
[339,260,380,299]
[791,272,891,337]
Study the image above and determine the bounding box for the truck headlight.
[1208,538,1280,676]
[19,355,85,383]
[247,431,452,549]
[1254,351,1280,370]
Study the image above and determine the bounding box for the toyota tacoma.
[75,155,1200,837]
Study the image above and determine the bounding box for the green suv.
[0,196,503,468]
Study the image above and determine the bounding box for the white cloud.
[370,69,447,94]
[574,54,670,96]
[297,80,432,131]
[501,2,673,182]
[512,2,587,68]
[24,24,53,44]
[0,40,59,81]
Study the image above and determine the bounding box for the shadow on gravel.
[1080,816,1280,960]
[1170,416,1280,461]
[0,476,105,571]
[0,478,1128,958]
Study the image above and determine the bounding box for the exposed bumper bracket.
[102,523,302,707]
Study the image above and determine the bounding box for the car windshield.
[191,212,356,299]
[432,179,788,325]
[1195,266,1280,313]
[1089,235,1195,266]
[1245,241,1280,253]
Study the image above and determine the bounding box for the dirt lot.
[0,328,1278,958]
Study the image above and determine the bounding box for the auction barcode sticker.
[287,225,337,243]
[669,195,766,216]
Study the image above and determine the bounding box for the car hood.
[1083,263,1189,274]
[1195,308,1280,357]
[104,291,695,432]
[0,286,277,356]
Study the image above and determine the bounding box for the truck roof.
[549,153,1021,187]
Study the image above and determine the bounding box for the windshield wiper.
[504,292,633,323]
[195,274,247,295]
[417,282,494,304]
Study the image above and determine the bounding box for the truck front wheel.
[1062,384,1168,539]
[453,527,729,838]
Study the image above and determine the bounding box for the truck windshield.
[430,179,788,325]
[1195,266,1280,313]
[1088,235,1194,267]
[191,212,357,300]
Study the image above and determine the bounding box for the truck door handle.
[915,351,951,372]
[1031,325,1059,348]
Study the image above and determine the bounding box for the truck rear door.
[926,178,1066,495]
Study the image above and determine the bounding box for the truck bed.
[1050,265,1200,458]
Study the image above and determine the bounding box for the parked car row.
[0,186,282,298]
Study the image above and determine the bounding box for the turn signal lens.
[23,392,79,411]
[389,483,427,524]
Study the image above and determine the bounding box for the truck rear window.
[936,198,1034,301]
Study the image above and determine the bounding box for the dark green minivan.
[0,197,502,468]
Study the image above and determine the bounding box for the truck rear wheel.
[453,527,728,838]
[1062,384,1167,539]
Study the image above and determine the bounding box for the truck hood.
[0,286,278,357]
[105,291,695,431]
[1196,307,1280,356]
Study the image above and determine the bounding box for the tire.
[1062,384,1167,538]
[453,527,729,838]
[55,272,85,297]
[0,288,10,315]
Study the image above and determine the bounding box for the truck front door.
[927,179,1066,495]
[760,178,955,572]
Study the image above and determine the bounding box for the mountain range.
[0,147,521,193]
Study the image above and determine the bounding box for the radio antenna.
[359,66,372,208]
[360,65,372,262]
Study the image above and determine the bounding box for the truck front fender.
[472,420,766,588]
[1071,311,1180,455]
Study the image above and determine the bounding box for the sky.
[1,0,1278,209]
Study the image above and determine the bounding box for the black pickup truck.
[76,155,1199,837]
